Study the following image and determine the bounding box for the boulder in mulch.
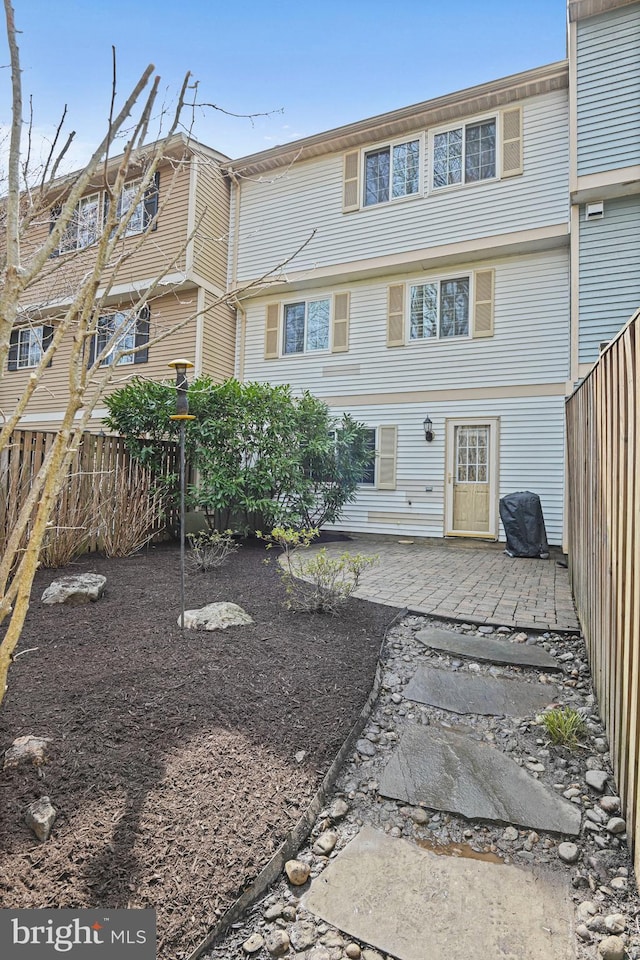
[181,601,253,631]
[3,734,52,769]
[25,796,56,841]
[41,574,106,605]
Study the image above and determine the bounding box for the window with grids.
[10,326,46,369]
[55,193,101,253]
[93,309,149,367]
[283,299,330,354]
[364,139,420,206]
[433,120,496,188]
[117,181,146,237]
[410,277,470,339]
[456,426,489,483]
[357,428,376,485]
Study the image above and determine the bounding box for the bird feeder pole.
[168,359,196,634]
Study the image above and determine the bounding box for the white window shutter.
[377,426,397,490]
[473,270,495,338]
[264,303,280,359]
[332,292,350,353]
[343,151,360,212]
[387,284,405,347]
[501,107,523,178]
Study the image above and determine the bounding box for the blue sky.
[3,0,567,168]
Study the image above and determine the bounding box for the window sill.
[429,175,499,197]
[349,191,424,215]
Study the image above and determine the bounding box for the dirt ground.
[0,539,396,959]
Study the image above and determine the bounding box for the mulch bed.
[0,539,396,958]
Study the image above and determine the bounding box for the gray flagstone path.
[404,663,561,716]
[304,826,575,960]
[415,625,562,670]
[378,723,581,835]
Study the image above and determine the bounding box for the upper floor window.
[116,173,160,237]
[433,120,496,188]
[90,307,150,367]
[8,325,53,370]
[410,277,470,339]
[283,299,330,354]
[364,139,420,206]
[55,193,100,254]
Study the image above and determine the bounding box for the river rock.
[598,936,626,960]
[42,573,106,605]
[290,921,317,951]
[558,842,579,864]
[606,817,626,834]
[313,831,338,856]
[285,859,310,885]
[242,933,264,954]
[330,799,349,821]
[585,770,608,792]
[604,914,626,934]
[265,930,290,957]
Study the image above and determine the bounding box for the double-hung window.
[115,173,160,237]
[364,139,420,206]
[433,120,496,188]
[7,325,54,370]
[55,193,100,254]
[410,277,470,339]
[283,299,330,354]
[91,308,149,367]
[357,428,376,485]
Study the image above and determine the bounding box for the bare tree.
[0,0,310,707]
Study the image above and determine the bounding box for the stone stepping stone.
[404,664,560,717]
[378,724,580,835]
[415,626,561,670]
[304,826,575,960]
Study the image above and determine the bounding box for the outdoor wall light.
[423,415,434,443]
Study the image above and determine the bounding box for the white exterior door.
[445,418,499,539]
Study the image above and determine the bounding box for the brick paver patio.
[303,538,580,633]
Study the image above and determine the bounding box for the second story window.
[91,308,150,367]
[433,120,496,188]
[364,139,420,206]
[410,277,470,339]
[7,325,54,370]
[283,299,330,354]
[116,173,160,237]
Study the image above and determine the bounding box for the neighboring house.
[568,0,640,371]
[226,62,572,544]
[1,134,235,429]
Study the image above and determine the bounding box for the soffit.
[225,61,568,178]
[569,0,638,20]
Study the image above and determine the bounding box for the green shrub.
[539,706,587,749]
[187,529,239,572]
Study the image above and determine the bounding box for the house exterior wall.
[576,3,640,176]
[232,90,569,284]
[191,153,231,293]
[578,195,640,362]
[199,290,237,382]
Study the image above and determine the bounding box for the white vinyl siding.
[578,195,640,363]
[576,5,640,175]
[234,91,568,282]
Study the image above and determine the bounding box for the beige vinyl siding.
[240,250,570,396]
[200,291,237,381]
[325,395,566,544]
[0,291,199,427]
[21,158,192,311]
[191,154,231,289]
[233,91,569,283]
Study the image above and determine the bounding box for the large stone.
[598,936,626,960]
[3,735,52,769]
[285,859,311,885]
[414,627,561,671]
[41,574,106,605]
[25,796,56,841]
[378,724,581,835]
[181,602,253,631]
[404,664,559,717]
[304,826,575,960]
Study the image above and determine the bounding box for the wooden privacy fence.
[0,429,181,564]
[566,308,640,879]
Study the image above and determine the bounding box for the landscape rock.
[558,842,580,864]
[604,914,626,934]
[41,573,106,605]
[606,817,626,835]
[265,929,290,957]
[585,770,609,792]
[600,796,621,814]
[598,935,626,960]
[313,831,338,856]
[502,826,519,841]
[576,924,592,942]
[181,602,253,631]
[356,740,376,758]
[285,859,310,885]
[289,921,317,950]
[345,946,361,959]
[24,796,56,841]
[329,799,349,821]
[3,735,52,769]
[242,933,264,954]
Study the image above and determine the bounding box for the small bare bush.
[187,529,239,572]
[97,466,164,558]
[39,486,93,568]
